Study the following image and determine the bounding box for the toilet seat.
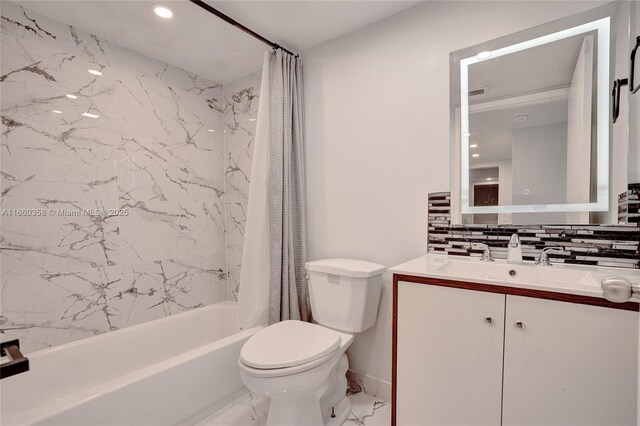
[239,320,342,377]
[239,349,338,378]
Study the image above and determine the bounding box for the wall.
[511,123,567,224]
[0,3,229,352]
[222,71,262,300]
[303,0,607,390]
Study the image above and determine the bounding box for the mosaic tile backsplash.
[428,192,640,269]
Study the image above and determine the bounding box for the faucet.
[507,234,523,264]
[472,243,494,262]
[535,247,564,266]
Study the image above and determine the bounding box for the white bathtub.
[0,302,263,426]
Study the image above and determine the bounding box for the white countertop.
[390,254,640,300]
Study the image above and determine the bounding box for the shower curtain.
[268,49,308,324]
[237,49,308,330]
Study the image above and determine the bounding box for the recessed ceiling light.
[476,51,492,59]
[207,129,215,133]
[248,118,257,122]
[469,144,478,148]
[81,112,100,118]
[66,94,77,99]
[153,5,173,19]
[88,69,102,76]
[472,153,480,158]
[52,110,62,114]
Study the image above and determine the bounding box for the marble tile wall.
[0,2,234,352]
[222,72,261,301]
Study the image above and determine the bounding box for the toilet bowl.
[238,258,385,426]
[239,320,354,426]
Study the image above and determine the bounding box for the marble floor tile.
[344,391,391,426]
[194,393,269,426]
[193,391,390,426]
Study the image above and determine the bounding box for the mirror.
[450,2,637,225]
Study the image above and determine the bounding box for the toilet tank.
[306,258,385,333]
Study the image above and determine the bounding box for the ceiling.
[469,31,593,102]
[469,99,569,164]
[20,0,421,84]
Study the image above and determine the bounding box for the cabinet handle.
[484,317,493,325]
[514,321,525,330]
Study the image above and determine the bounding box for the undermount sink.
[433,259,599,289]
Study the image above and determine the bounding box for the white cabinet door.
[503,295,639,426]
[396,282,505,426]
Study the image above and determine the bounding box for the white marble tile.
[115,75,222,151]
[0,265,122,352]
[1,198,120,276]
[0,2,223,100]
[222,71,261,300]
[194,392,269,426]
[1,1,230,351]
[118,199,224,265]
[192,391,390,426]
[344,392,391,426]
[116,254,227,328]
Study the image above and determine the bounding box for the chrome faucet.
[535,247,564,266]
[472,243,494,262]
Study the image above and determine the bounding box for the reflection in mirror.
[468,31,597,224]
[447,2,639,226]
[459,18,610,221]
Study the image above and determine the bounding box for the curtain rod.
[188,0,296,56]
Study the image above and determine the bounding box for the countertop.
[390,254,640,300]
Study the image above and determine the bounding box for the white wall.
[303,0,607,386]
[512,123,568,224]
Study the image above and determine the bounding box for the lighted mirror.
[448,1,640,226]
[461,18,609,222]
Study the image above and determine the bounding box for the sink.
[433,259,598,289]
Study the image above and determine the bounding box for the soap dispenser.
[507,233,523,264]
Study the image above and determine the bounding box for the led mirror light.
[459,17,610,215]
[153,5,173,19]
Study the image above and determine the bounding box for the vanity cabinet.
[502,295,637,426]
[394,279,639,426]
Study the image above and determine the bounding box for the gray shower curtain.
[268,49,308,324]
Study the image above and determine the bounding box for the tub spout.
[1,339,29,379]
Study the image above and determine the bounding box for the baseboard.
[346,369,391,402]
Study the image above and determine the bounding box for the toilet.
[238,258,385,426]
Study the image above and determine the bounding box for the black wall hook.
[630,36,640,94]
[612,78,629,123]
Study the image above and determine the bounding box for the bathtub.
[1,301,263,426]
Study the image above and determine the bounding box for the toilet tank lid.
[305,258,386,278]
